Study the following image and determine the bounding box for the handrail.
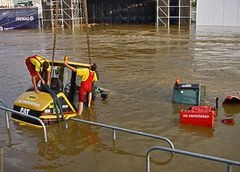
[0,147,3,172]
[0,99,9,129]
[65,118,174,149]
[146,146,240,172]
[0,105,48,143]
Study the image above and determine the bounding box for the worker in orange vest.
[64,60,98,116]
[25,55,51,93]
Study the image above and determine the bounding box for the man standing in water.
[25,55,51,93]
[64,60,98,116]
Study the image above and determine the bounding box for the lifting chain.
[82,0,92,65]
[51,0,59,63]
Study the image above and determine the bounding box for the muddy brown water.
[0,25,240,172]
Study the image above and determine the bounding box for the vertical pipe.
[198,84,201,105]
[41,11,44,30]
[227,164,232,172]
[215,97,219,109]
[71,0,74,29]
[178,0,181,28]
[38,14,41,29]
[168,0,170,29]
[40,121,48,143]
[112,130,116,141]
[0,100,10,129]
[50,0,54,30]
[5,111,9,130]
[189,0,192,30]
[65,121,69,129]
[156,0,159,30]
[146,153,150,172]
[60,0,64,28]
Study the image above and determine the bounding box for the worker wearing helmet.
[25,55,51,93]
[64,61,98,116]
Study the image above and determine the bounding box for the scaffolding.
[41,0,191,29]
[41,0,83,29]
[156,0,191,29]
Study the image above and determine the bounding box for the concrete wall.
[196,0,240,26]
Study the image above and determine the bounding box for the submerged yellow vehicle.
[12,60,104,127]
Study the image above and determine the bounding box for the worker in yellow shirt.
[64,60,98,116]
[25,55,51,93]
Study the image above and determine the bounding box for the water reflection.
[35,116,174,171]
[179,124,214,138]
[222,104,240,126]
[223,104,240,116]
[38,123,100,159]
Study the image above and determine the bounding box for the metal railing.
[0,147,3,172]
[65,118,174,149]
[146,146,240,172]
[0,100,9,129]
[0,104,48,143]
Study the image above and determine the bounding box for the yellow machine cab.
[12,59,106,127]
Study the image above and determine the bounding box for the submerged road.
[0,25,240,172]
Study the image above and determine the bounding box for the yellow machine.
[12,60,93,127]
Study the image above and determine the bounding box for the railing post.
[42,124,48,143]
[0,99,9,129]
[5,111,9,130]
[227,164,232,172]
[0,105,48,143]
[146,151,151,172]
[65,120,69,129]
[66,118,176,171]
[112,130,116,141]
[146,146,240,172]
[68,118,174,149]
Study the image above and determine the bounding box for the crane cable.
[51,0,59,63]
[82,0,92,65]
[49,0,64,122]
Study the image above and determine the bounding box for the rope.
[50,0,63,123]
[51,0,59,63]
[82,0,92,65]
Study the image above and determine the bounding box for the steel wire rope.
[82,0,92,65]
[49,0,64,122]
[51,0,59,64]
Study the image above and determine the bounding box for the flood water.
[0,24,240,172]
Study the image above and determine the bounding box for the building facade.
[197,0,240,26]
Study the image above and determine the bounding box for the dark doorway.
[88,0,156,24]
